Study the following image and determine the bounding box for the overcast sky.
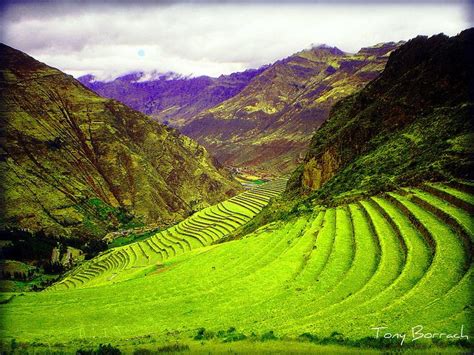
[0,1,471,80]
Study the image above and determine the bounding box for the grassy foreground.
[0,181,472,353]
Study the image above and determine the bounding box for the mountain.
[0,44,242,242]
[286,29,474,203]
[79,43,401,175]
[79,67,266,128]
[182,43,402,174]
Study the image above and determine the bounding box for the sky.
[0,1,471,80]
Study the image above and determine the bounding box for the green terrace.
[48,178,288,290]
[1,180,472,352]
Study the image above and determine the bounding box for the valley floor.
[0,181,472,354]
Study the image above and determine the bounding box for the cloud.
[0,1,470,79]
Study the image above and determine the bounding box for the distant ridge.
[79,67,267,127]
[182,41,402,174]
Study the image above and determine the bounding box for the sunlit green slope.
[1,181,472,351]
[49,178,288,290]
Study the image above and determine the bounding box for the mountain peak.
[356,41,405,57]
[310,44,345,56]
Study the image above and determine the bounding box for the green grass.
[426,183,474,206]
[404,187,474,238]
[0,182,472,353]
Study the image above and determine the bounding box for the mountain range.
[80,42,403,174]
[79,67,267,128]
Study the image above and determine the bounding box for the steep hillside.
[79,68,266,128]
[49,179,288,290]
[287,29,474,203]
[182,43,401,174]
[0,44,241,242]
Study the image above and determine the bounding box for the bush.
[298,333,320,343]
[297,333,406,349]
[83,239,108,259]
[223,332,247,343]
[217,327,247,343]
[193,328,214,340]
[77,343,121,355]
[97,343,121,354]
[260,330,278,341]
[156,343,190,352]
[354,336,402,349]
[43,261,66,274]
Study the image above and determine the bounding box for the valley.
[0,43,242,291]
[0,14,472,355]
[82,43,402,175]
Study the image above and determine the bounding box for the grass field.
[0,181,472,353]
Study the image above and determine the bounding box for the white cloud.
[0,1,470,79]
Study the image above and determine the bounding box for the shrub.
[260,330,278,341]
[76,343,121,355]
[297,333,406,349]
[298,333,320,343]
[222,332,247,343]
[217,327,247,343]
[156,343,190,352]
[355,336,402,349]
[193,328,214,340]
